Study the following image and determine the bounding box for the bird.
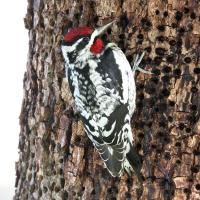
[61,20,150,178]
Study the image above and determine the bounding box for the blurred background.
[0,1,28,199]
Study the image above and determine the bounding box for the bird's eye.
[83,37,90,42]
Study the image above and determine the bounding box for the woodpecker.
[61,21,150,178]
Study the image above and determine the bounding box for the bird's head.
[61,21,115,63]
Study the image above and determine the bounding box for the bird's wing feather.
[80,46,135,176]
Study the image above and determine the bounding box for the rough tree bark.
[14,0,200,199]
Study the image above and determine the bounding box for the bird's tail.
[125,143,143,182]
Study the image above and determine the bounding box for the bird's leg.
[132,52,152,74]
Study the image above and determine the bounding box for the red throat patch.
[64,27,93,42]
[90,38,104,54]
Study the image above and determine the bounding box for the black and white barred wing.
[84,46,136,176]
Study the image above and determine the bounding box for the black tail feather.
[126,144,143,182]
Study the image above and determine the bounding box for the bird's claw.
[132,52,153,74]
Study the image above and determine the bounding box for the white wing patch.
[112,47,136,115]
[102,121,116,137]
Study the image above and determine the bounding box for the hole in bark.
[166,54,176,63]
[164,152,171,160]
[136,101,143,108]
[147,97,156,107]
[190,12,196,19]
[147,176,155,182]
[171,23,178,28]
[159,121,167,127]
[164,137,171,144]
[173,68,181,77]
[168,100,175,107]
[162,66,171,73]
[137,33,144,40]
[163,11,168,17]
[161,88,170,97]
[107,187,112,194]
[126,177,133,187]
[154,107,159,112]
[193,150,200,156]
[157,25,165,32]
[191,86,198,93]
[168,116,173,122]
[156,35,165,43]
[178,27,185,35]
[119,34,125,39]
[138,132,144,139]
[137,83,144,90]
[127,55,133,63]
[187,23,193,31]
[156,148,162,153]
[191,165,199,173]
[74,13,80,19]
[119,14,129,29]
[91,189,96,195]
[155,10,160,15]
[161,75,170,83]
[152,68,161,75]
[150,77,159,84]
[145,57,152,64]
[158,102,168,111]
[138,93,144,100]
[146,121,153,127]
[145,85,156,94]
[196,184,200,190]
[194,67,200,74]
[141,17,152,31]
[138,121,145,128]
[118,40,125,52]
[111,186,118,194]
[169,39,176,46]
[185,127,191,133]
[60,178,65,188]
[175,142,181,147]
[144,46,152,53]
[43,186,48,193]
[58,168,63,175]
[125,192,131,198]
[183,188,191,194]
[74,136,81,144]
[175,11,183,21]
[93,16,99,24]
[187,115,197,123]
[176,159,181,164]
[184,57,192,63]
[38,189,42,197]
[154,56,162,65]
[136,143,142,150]
[151,144,156,149]
[157,131,164,137]
[63,191,68,200]
[190,104,197,111]
[177,38,182,47]
[155,47,166,56]
[184,7,189,14]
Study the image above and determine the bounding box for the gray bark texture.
[14,0,200,199]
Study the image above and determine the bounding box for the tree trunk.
[14,0,200,199]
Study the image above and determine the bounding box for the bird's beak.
[87,20,116,48]
[93,20,116,37]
